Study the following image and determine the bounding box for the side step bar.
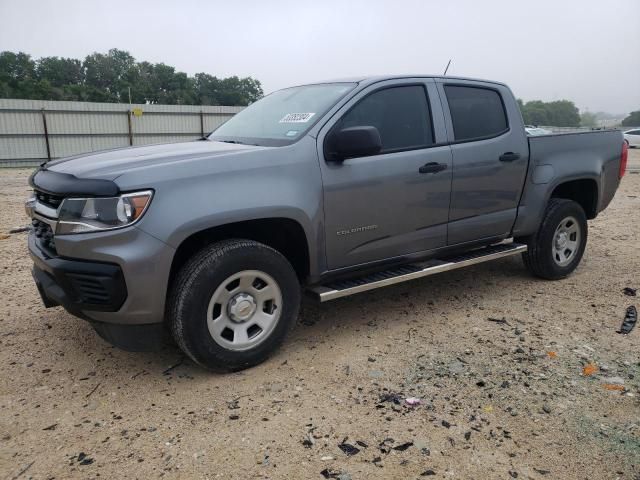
[308,242,527,302]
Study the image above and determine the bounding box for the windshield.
[208,83,356,146]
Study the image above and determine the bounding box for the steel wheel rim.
[552,215,581,267]
[206,270,283,351]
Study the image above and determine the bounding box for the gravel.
[1,152,639,479]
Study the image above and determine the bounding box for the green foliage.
[621,111,640,127]
[580,111,598,128]
[518,99,581,127]
[0,49,263,106]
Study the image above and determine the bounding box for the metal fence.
[0,99,244,167]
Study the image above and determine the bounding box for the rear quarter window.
[444,85,508,142]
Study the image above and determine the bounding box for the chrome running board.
[308,242,527,302]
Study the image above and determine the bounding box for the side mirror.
[328,126,382,161]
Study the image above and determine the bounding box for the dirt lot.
[1,151,639,480]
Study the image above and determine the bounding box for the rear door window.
[444,85,508,142]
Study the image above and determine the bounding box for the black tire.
[168,239,300,372]
[520,198,588,280]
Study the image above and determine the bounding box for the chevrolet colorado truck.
[25,75,628,371]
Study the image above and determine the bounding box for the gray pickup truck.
[26,75,628,371]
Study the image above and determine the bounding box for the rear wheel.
[521,198,588,280]
[168,239,300,371]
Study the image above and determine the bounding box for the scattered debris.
[378,438,395,454]
[603,384,625,391]
[617,306,637,334]
[487,317,510,325]
[85,382,101,399]
[162,357,185,375]
[42,423,57,431]
[11,460,34,479]
[338,442,360,456]
[420,470,436,476]
[378,392,403,404]
[321,468,350,479]
[0,234,9,240]
[321,468,340,479]
[355,440,368,448]
[622,287,637,296]
[547,351,558,359]
[533,468,550,475]
[582,363,598,376]
[228,415,239,420]
[404,397,421,406]
[392,441,413,451]
[601,376,625,385]
[542,404,552,414]
[227,395,248,410]
[9,226,30,234]
[76,452,94,466]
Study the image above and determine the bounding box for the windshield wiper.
[217,139,260,146]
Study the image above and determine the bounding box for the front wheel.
[168,239,301,371]
[520,198,588,280]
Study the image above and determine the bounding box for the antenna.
[443,59,452,76]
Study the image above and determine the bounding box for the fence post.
[41,109,51,162]
[200,110,204,138]
[126,110,133,146]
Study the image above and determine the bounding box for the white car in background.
[623,129,640,147]
[525,126,553,136]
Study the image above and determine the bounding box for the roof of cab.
[315,74,508,87]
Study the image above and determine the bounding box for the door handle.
[419,162,448,174]
[499,152,521,162]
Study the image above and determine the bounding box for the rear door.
[317,79,452,270]
[436,80,529,245]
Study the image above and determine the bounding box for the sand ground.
[1,150,639,479]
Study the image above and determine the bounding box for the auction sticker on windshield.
[279,113,315,123]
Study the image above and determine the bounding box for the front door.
[317,80,452,270]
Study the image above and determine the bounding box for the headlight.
[56,190,153,235]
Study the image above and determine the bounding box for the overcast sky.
[1,0,639,114]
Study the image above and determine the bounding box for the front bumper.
[28,226,175,350]
[30,234,128,315]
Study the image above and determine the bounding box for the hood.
[46,140,267,180]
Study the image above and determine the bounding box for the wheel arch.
[167,217,311,297]
[549,177,599,219]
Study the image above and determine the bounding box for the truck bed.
[528,129,623,211]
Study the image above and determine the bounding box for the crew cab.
[25,75,628,371]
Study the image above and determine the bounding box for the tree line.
[518,99,639,128]
[2,51,638,126]
[0,49,263,106]
[517,99,581,127]
[621,111,640,126]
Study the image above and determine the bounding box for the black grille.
[35,190,64,209]
[66,273,112,305]
[32,219,56,253]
